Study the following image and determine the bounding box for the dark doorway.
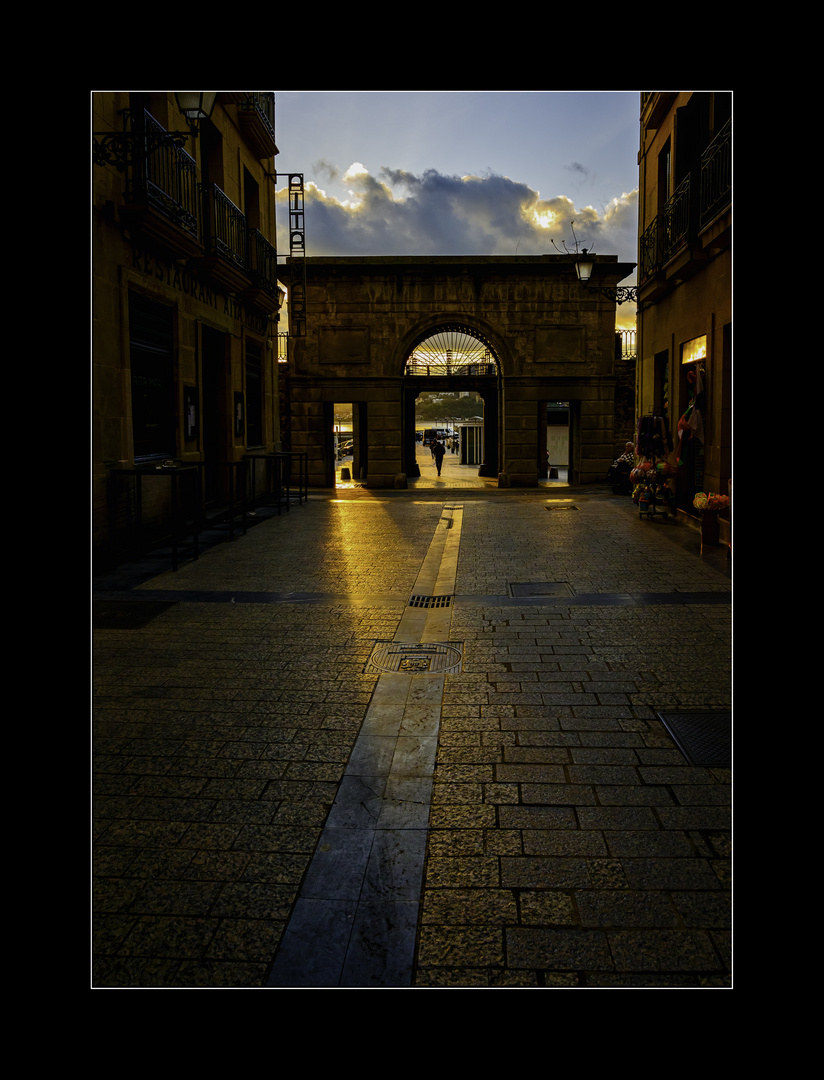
[202,324,228,505]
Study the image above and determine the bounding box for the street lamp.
[93,92,217,170]
[575,250,639,306]
[174,92,218,132]
[554,221,640,307]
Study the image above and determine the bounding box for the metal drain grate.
[408,595,453,608]
[545,504,578,511]
[366,641,464,674]
[509,582,573,598]
[657,710,732,767]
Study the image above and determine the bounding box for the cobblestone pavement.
[92,477,731,988]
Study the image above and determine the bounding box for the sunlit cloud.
[277,164,638,266]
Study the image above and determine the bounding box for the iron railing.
[639,175,690,279]
[700,118,731,228]
[640,120,731,283]
[242,92,276,142]
[248,229,279,297]
[204,183,247,270]
[618,329,637,359]
[128,109,200,240]
[405,360,497,377]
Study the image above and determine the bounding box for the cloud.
[277,165,637,264]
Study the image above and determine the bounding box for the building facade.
[284,255,635,488]
[636,92,732,520]
[92,92,284,564]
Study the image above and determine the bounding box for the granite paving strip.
[267,505,464,987]
[93,500,445,988]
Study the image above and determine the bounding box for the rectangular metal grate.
[408,594,453,608]
[657,710,732,768]
[509,582,573,598]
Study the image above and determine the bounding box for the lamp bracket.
[583,285,639,306]
[93,110,194,171]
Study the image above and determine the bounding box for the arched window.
[405,326,498,377]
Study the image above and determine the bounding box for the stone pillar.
[403,388,421,477]
[365,390,404,487]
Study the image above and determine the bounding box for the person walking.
[432,439,446,476]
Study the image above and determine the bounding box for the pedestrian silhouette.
[432,440,446,476]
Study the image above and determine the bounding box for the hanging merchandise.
[631,421,674,521]
[677,366,706,466]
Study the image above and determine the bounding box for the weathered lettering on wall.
[131,244,269,333]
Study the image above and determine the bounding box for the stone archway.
[285,255,634,488]
[397,322,503,478]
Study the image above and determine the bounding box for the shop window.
[129,292,175,459]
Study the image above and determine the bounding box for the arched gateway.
[284,255,634,488]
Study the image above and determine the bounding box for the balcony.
[244,229,282,313]
[239,93,278,159]
[639,119,731,295]
[119,109,203,258]
[700,118,731,231]
[200,183,250,292]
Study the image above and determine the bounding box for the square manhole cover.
[509,582,574,598]
[657,711,731,767]
[365,642,464,674]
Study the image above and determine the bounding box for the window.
[657,140,671,211]
[681,335,707,365]
[129,292,175,459]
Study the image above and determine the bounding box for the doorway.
[545,402,570,483]
[202,324,229,505]
[326,402,367,486]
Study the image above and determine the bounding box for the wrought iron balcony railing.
[640,120,731,283]
[700,117,731,229]
[248,229,279,296]
[203,183,248,270]
[127,109,200,241]
[242,93,276,142]
[640,175,689,280]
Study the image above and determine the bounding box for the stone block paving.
[93,489,730,988]
[417,498,730,988]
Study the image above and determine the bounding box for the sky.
[272,90,642,327]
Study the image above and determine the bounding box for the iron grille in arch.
[405,327,498,376]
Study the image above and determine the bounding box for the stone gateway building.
[284,255,635,489]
